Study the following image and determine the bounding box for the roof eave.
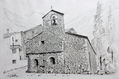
[42,10,64,19]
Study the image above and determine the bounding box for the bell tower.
[42,10,65,39]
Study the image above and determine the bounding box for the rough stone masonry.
[23,10,97,74]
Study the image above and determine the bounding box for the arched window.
[49,57,55,64]
[52,16,57,25]
[51,15,58,25]
[34,59,39,66]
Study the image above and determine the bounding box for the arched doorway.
[49,57,55,64]
[34,59,39,67]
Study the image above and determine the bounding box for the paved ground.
[1,66,119,79]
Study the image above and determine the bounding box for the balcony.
[10,45,21,49]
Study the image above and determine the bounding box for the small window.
[12,37,14,41]
[12,60,16,64]
[20,56,22,60]
[12,49,16,54]
[41,41,45,44]
[15,39,18,42]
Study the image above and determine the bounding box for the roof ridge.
[25,31,43,44]
[24,24,42,33]
[65,32,88,38]
[42,10,64,18]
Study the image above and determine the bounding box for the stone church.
[24,10,97,74]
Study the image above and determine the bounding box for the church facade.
[24,10,97,74]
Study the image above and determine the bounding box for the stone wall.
[27,52,65,73]
[64,33,90,74]
[87,39,97,73]
[21,25,43,59]
[43,10,65,40]
[25,31,64,54]
[26,32,97,74]
[22,25,43,43]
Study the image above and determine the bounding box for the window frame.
[12,48,17,54]
[12,60,16,64]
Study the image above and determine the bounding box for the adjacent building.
[3,29,26,72]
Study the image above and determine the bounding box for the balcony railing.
[10,45,21,49]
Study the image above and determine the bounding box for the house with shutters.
[23,10,97,74]
[3,30,27,72]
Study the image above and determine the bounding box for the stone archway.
[34,59,39,67]
[49,57,55,65]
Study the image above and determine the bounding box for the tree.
[93,1,104,37]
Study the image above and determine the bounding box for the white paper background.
[0,0,119,79]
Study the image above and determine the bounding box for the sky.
[0,0,118,38]
[0,0,117,39]
[0,0,117,40]
[0,0,119,75]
